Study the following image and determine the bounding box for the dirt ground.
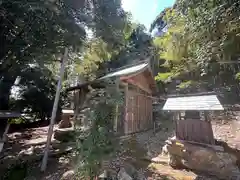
[1,116,240,180]
[0,125,74,180]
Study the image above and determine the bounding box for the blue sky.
[122,0,176,30]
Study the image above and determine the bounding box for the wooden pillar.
[124,83,129,134]
[114,78,120,133]
[150,97,153,126]
[173,112,178,137]
[131,93,134,133]
[137,87,140,131]
[204,111,215,145]
[139,92,143,130]
[80,90,88,128]
[70,91,75,109]
[73,89,80,129]
[144,92,147,129]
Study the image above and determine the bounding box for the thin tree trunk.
[0,76,17,110]
[41,48,68,171]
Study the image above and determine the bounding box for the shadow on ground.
[1,155,72,180]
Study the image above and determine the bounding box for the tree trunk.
[0,76,16,110]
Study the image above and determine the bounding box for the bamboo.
[41,48,68,171]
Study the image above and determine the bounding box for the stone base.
[58,113,72,129]
[164,138,240,179]
[61,170,74,180]
[58,119,72,129]
[54,128,74,142]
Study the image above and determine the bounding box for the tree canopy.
[153,0,240,101]
[0,0,129,117]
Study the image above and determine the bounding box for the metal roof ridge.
[166,91,217,98]
[106,60,149,74]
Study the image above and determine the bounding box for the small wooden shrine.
[163,93,224,145]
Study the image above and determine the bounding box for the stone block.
[54,128,75,142]
[166,139,240,179]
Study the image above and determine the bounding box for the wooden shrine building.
[67,62,157,135]
[163,93,224,145]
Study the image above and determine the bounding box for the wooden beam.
[173,139,223,152]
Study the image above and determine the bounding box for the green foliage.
[153,0,240,100]
[235,73,240,80]
[76,21,158,81]
[75,38,112,80]
[9,118,26,125]
[177,80,195,89]
[155,72,172,82]
[75,84,123,179]
[149,7,170,33]
[104,23,157,71]
[11,66,61,120]
[0,0,130,116]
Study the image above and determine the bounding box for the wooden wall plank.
[123,85,154,135]
[176,119,215,145]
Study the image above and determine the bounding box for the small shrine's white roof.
[163,95,224,111]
